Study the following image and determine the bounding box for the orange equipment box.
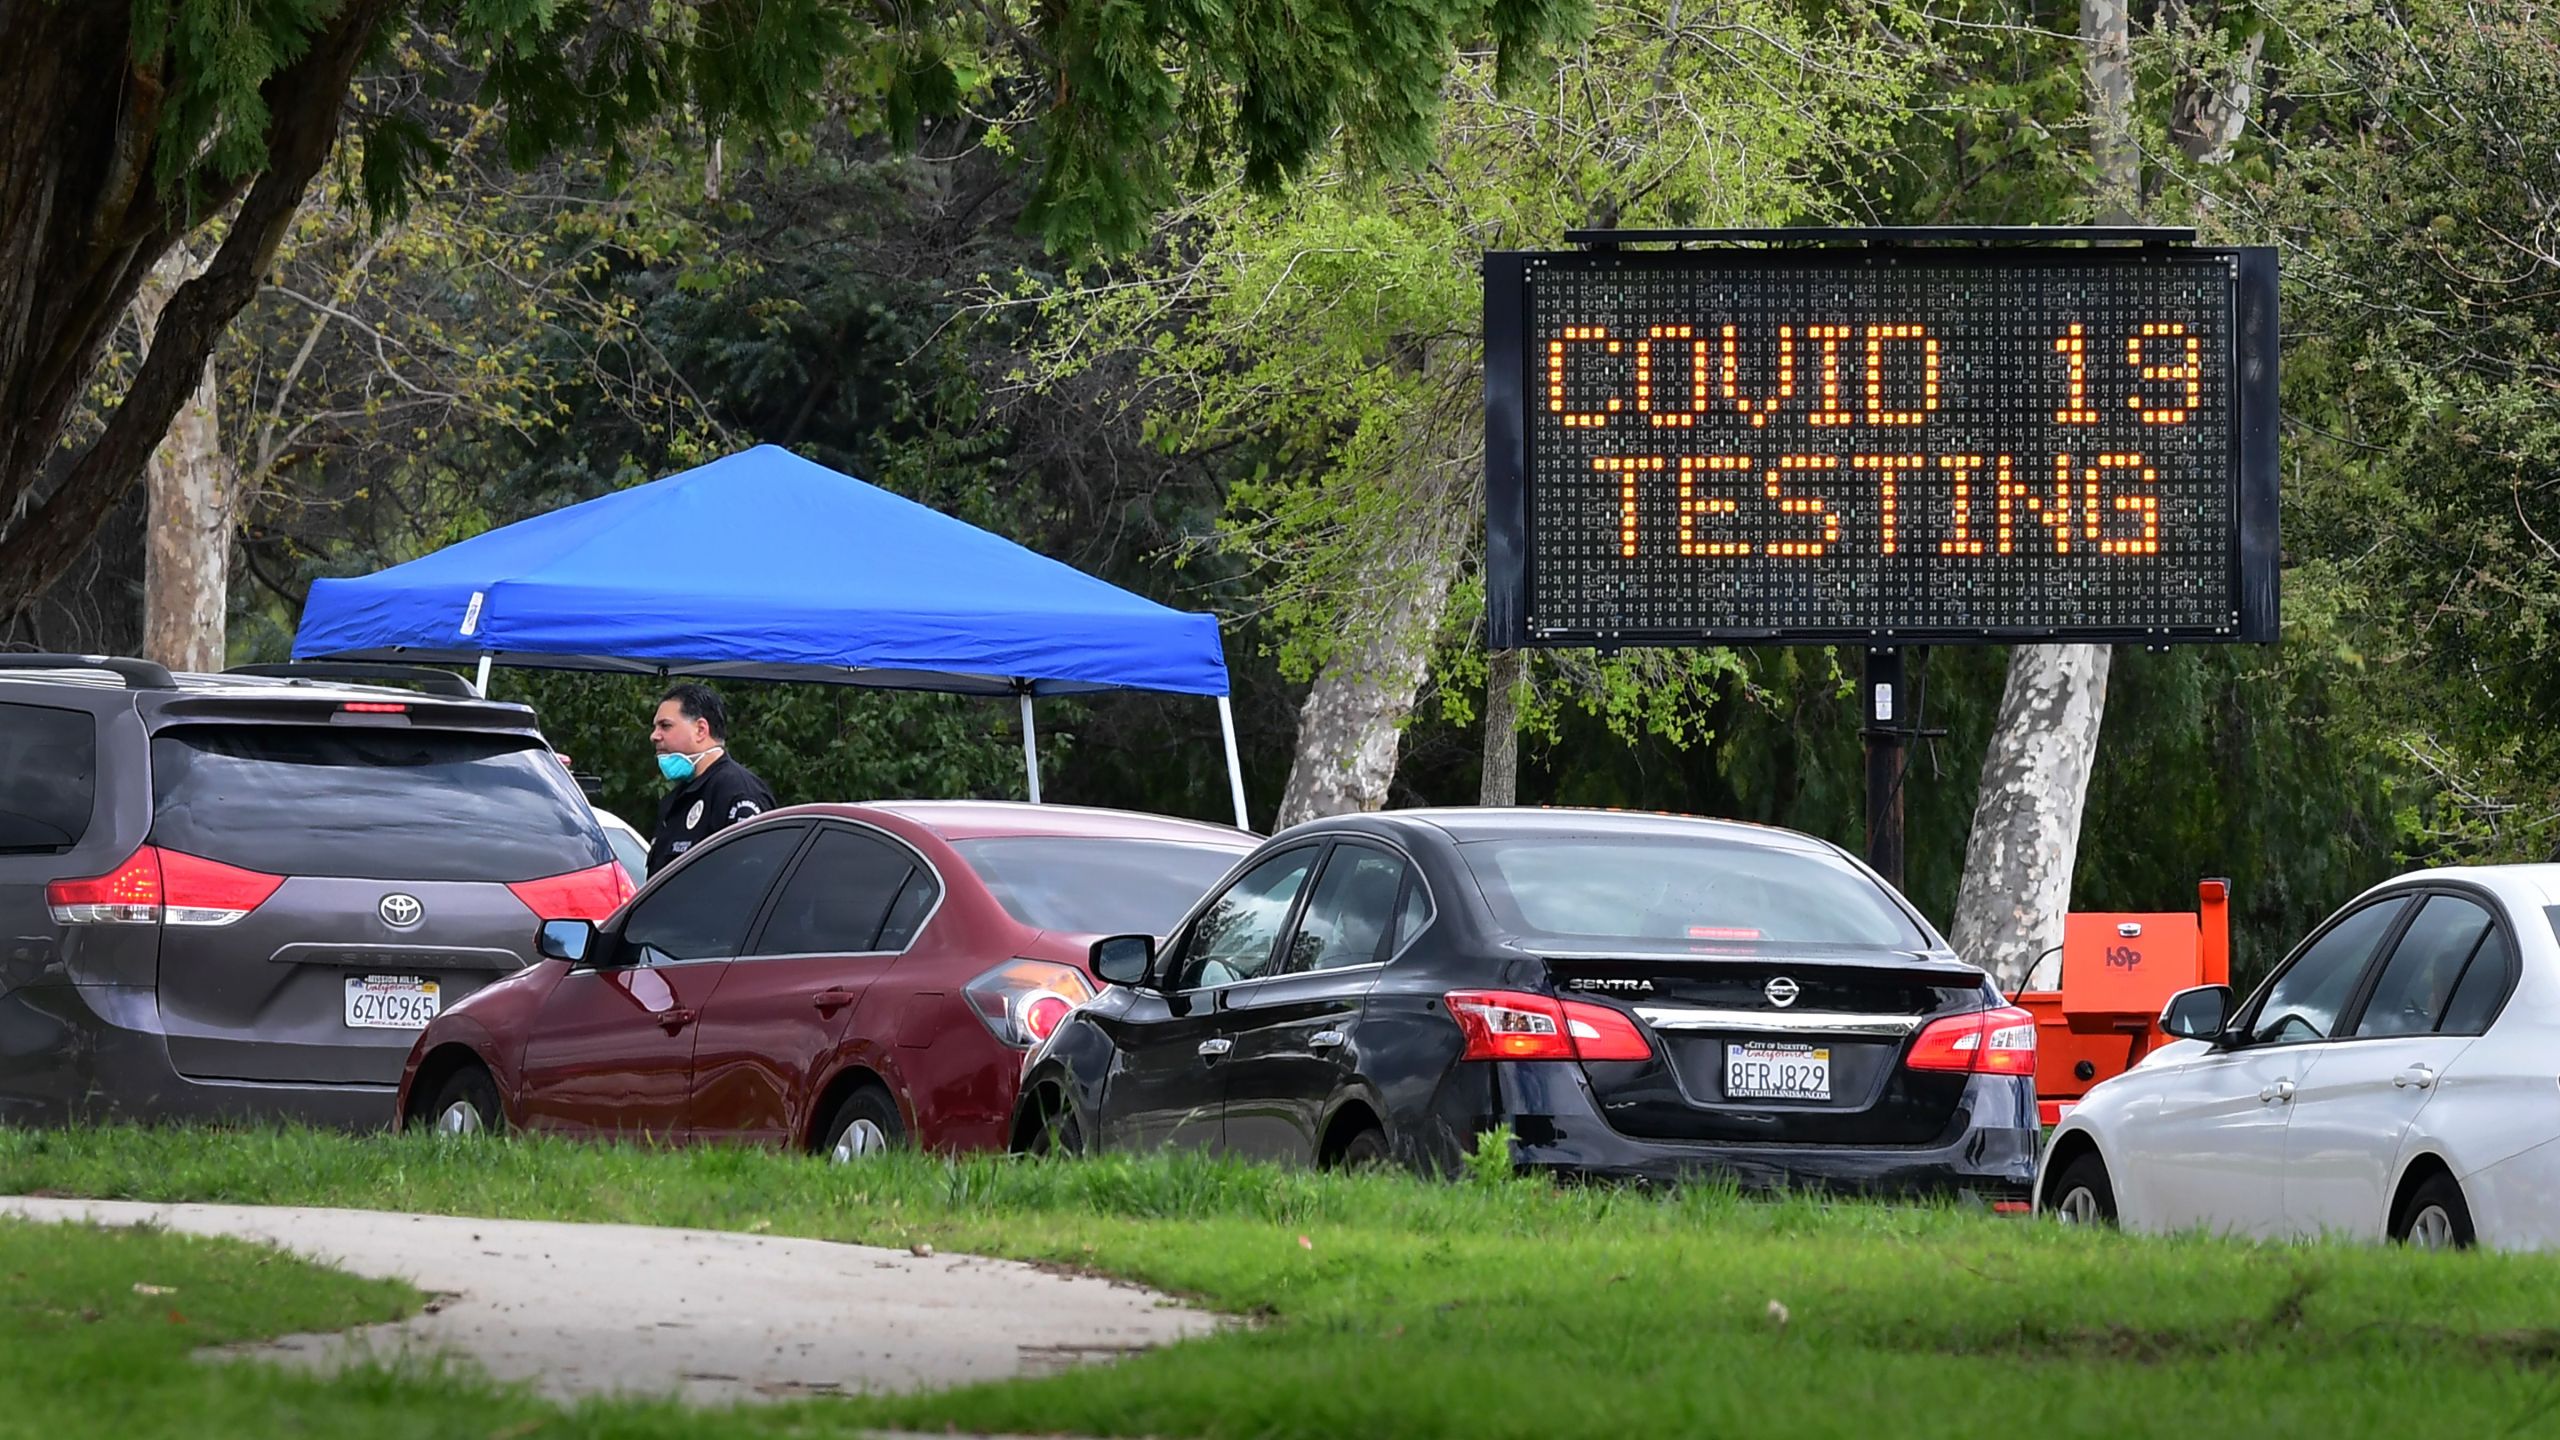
[2007,879,2231,1126]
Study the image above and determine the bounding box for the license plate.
[345,975,440,1030]
[1725,1042,1831,1101]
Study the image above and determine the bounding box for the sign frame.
[1483,241,2280,649]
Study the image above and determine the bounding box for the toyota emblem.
[379,893,424,929]
[1764,975,1801,1008]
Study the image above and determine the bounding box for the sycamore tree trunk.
[0,1,391,622]
[1273,539,1462,830]
[1948,0,2137,988]
[1479,648,1524,806]
[132,245,233,673]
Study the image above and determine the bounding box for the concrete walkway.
[0,1197,1215,1406]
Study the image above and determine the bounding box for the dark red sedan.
[395,801,1255,1159]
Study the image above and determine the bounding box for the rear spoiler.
[225,662,481,699]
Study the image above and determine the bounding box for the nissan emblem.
[1764,975,1800,1008]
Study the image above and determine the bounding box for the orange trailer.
[2007,879,2232,1126]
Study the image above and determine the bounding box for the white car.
[593,806,649,887]
[2038,864,2560,1250]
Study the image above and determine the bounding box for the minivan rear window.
[149,725,610,883]
[0,701,98,854]
[1457,836,1932,950]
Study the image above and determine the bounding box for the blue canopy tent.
[293,445,1246,826]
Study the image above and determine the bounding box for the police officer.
[645,682,777,876]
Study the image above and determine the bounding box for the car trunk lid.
[1539,947,1993,1145]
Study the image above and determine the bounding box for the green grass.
[0,1216,455,1439]
[4,1125,2559,1440]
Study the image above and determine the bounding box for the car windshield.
[955,836,1250,936]
[1457,835,1932,950]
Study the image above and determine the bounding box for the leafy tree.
[0,0,1581,622]
[1014,0,1920,823]
[2212,0,2560,861]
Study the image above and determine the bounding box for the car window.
[879,868,940,951]
[2353,895,2495,1038]
[623,826,804,964]
[952,837,1249,935]
[0,702,97,855]
[1456,836,1931,949]
[149,725,609,882]
[1284,845,1411,974]
[2441,925,2519,1036]
[1391,873,1433,952]
[2244,896,2410,1046]
[1175,847,1317,991]
[750,827,918,957]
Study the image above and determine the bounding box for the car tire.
[2391,1170,2477,1250]
[1334,1125,1390,1172]
[1024,1085,1087,1158]
[821,1085,906,1165]
[426,1065,504,1137]
[2047,1150,2116,1228]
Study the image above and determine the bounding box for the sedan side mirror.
[2160,984,2233,1041]
[538,919,596,966]
[1090,934,1156,988]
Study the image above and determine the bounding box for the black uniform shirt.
[646,755,778,875]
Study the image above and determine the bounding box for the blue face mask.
[657,751,698,783]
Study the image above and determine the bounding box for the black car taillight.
[1445,990,1654,1062]
[1905,1005,2038,1075]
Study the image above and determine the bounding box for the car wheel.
[427,1065,504,1137]
[2047,1150,2116,1228]
[1334,1125,1390,1171]
[2392,1171,2477,1251]
[1025,1085,1087,1158]
[822,1085,905,1165]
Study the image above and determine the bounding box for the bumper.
[0,983,400,1130]
[1462,1060,2039,1198]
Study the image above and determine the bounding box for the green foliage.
[2210,0,2560,862]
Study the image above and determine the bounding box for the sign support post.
[1862,647,1906,888]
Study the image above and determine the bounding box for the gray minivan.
[0,655,630,1127]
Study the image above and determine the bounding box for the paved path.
[0,1198,1215,1406]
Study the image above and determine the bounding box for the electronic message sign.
[1482,246,2279,647]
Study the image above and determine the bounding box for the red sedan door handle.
[656,1006,698,1034]
[811,988,855,1017]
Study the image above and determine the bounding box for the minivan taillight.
[1445,990,1655,1062]
[506,862,636,922]
[1906,1005,2038,1075]
[45,846,283,926]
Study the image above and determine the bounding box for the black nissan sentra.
[1012,807,2038,1198]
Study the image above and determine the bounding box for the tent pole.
[1019,690,1042,804]
[1217,695,1248,830]
[474,654,492,697]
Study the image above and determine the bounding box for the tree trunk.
[1947,0,2140,988]
[0,1,395,621]
[132,244,233,673]
[1949,644,2114,987]
[1479,649,1524,806]
[1273,544,1460,829]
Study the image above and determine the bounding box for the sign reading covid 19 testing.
[1482,245,2280,647]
